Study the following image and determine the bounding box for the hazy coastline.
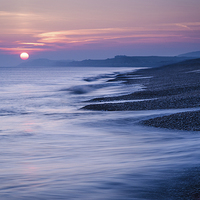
[17,55,193,68]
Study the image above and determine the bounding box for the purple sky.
[0,0,200,65]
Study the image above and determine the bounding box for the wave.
[0,109,30,116]
[83,72,119,82]
[60,82,120,95]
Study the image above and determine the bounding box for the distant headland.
[17,50,200,68]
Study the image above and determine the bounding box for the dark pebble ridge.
[82,58,200,131]
[142,110,200,131]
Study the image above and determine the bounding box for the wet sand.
[82,58,200,131]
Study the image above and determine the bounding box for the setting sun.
[20,52,29,60]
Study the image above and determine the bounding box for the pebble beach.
[82,58,200,131]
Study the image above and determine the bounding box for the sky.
[0,0,200,66]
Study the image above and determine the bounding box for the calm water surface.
[0,66,200,200]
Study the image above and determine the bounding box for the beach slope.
[82,58,200,131]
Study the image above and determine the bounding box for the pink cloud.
[1,23,200,54]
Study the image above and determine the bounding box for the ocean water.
[0,66,200,200]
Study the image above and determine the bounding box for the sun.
[20,52,29,60]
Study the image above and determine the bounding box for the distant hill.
[18,58,73,67]
[65,56,191,68]
[18,55,192,68]
[178,51,200,58]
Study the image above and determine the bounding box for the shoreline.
[142,110,200,131]
[82,58,200,131]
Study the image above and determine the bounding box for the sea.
[0,66,200,200]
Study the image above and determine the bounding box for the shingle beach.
[82,58,200,131]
